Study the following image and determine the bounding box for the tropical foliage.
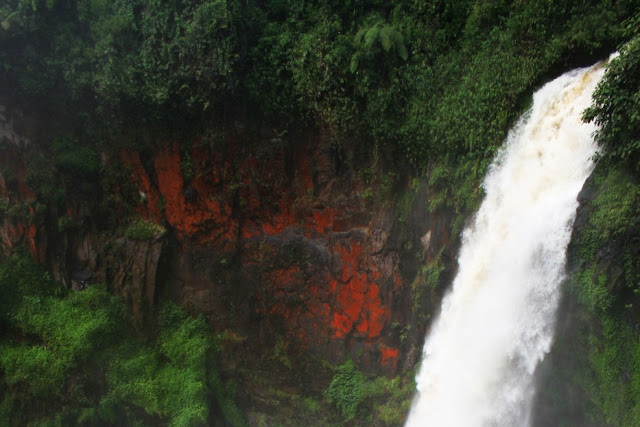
[0,0,636,167]
[584,31,640,170]
[0,254,241,426]
[325,359,415,424]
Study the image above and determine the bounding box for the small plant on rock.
[125,218,166,241]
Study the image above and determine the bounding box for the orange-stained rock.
[154,143,185,228]
[329,240,390,340]
[0,125,454,385]
[130,138,430,377]
[311,207,336,235]
[151,143,238,247]
[381,347,399,371]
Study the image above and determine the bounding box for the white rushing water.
[406,60,609,426]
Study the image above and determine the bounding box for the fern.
[351,18,408,73]
[364,25,380,48]
[349,51,363,73]
[380,26,393,51]
[395,34,408,60]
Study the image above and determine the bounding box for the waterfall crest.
[406,61,608,426]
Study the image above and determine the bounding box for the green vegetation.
[427,156,485,230]
[554,37,640,424]
[0,253,243,426]
[125,217,166,240]
[575,168,640,262]
[572,165,640,425]
[324,359,368,421]
[583,15,640,171]
[411,250,445,315]
[0,0,635,165]
[324,359,415,424]
[534,160,640,425]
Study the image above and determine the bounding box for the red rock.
[381,347,399,371]
[312,207,336,234]
[0,131,440,382]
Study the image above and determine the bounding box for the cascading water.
[406,60,610,426]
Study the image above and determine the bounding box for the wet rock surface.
[0,124,462,414]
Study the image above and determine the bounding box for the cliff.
[532,162,640,426]
[0,107,462,422]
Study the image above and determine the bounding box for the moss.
[324,360,368,421]
[411,249,444,315]
[125,218,166,241]
[537,163,640,425]
[323,359,415,424]
[575,269,612,313]
[370,375,416,426]
[271,334,293,370]
[396,178,421,224]
[5,202,28,221]
[577,167,640,261]
[427,156,486,238]
[302,397,320,413]
[208,369,247,427]
[57,215,74,232]
[180,151,195,184]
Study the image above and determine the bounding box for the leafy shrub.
[104,303,216,426]
[0,343,67,397]
[0,285,124,397]
[324,359,415,424]
[52,137,100,179]
[324,359,368,421]
[106,344,210,426]
[0,253,56,325]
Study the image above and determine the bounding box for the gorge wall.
[531,162,640,426]
[0,109,461,420]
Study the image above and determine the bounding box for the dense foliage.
[584,32,640,171]
[0,0,244,136]
[0,0,636,167]
[0,254,243,426]
[324,359,415,424]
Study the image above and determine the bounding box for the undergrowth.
[0,253,243,426]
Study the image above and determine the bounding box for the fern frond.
[397,42,408,61]
[355,27,367,45]
[392,31,408,60]
[380,27,393,52]
[350,52,362,73]
[364,26,380,49]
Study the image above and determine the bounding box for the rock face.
[531,166,640,426]
[0,120,461,411]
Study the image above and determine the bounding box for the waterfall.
[406,60,609,426]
